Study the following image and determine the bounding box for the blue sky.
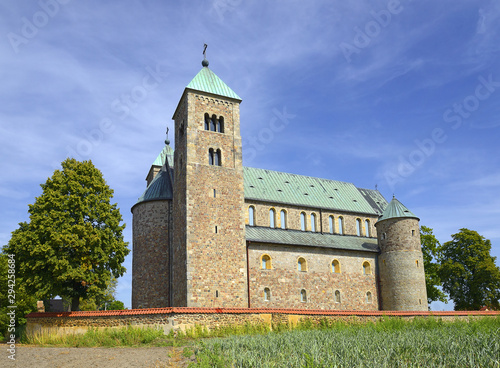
[1,0,499,311]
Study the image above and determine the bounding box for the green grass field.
[23,317,500,367]
[190,317,500,368]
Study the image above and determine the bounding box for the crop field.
[190,317,500,368]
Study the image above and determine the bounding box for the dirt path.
[3,346,196,368]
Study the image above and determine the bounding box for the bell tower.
[171,56,248,307]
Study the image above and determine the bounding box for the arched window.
[208,148,214,165]
[210,115,216,131]
[297,257,307,272]
[269,208,276,228]
[215,149,221,166]
[280,210,286,229]
[329,216,334,234]
[335,290,341,303]
[248,206,255,226]
[310,213,316,232]
[300,212,306,231]
[382,232,386,240]
[264,287,271,301]
[366,291,372,304]
[300,289,307,302]
[217,116,224,133]
[363,261,371,275]
[338,217,344,235]
[261,254,271,269]
[356,219,362,236]
[204,113,210,130]
[365,220,370,237]
[332,259,340,273]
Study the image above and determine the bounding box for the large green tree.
[0,253,37,338]
[420,226,447,305]
[4,158,129,311]
[439,229,500,310]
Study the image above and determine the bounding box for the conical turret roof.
[186,63,241,101]
[378,197,419,222]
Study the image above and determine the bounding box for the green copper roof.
[152,142,174,168]
[186,66,242,101]
[243,167,386,215]
[246,226,379,253]
[378,197,419,222]
[135,167,173,205]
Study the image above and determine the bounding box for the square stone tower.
[171,59,248,307]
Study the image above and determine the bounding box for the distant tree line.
[421,226,500,310]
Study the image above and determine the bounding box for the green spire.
[378,197,419,222]
[186,65,241,101]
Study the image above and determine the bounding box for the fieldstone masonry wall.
[25,309,500,338]
[376,217,428,311]
[245,200,379,237]
[248,244,379,310]
[132,200,171,309]
[172,91,248,308]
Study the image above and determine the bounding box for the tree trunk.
[71,296,80,311]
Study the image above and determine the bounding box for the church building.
[131,57,428,311]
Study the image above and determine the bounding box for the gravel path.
[3,346,195,368]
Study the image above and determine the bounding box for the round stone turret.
[131,145,174,309]
[375,197,428,311]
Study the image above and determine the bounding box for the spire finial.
[202,43,209,67]
[165,127,170,145]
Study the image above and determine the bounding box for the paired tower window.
[300,212,306,231]
[208,148,221,166]
[204,113,224,133]
[280,210,287,229]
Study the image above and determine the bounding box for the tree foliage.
[438,228,500,310]
[420,226,447,305]
[0,253,38,338]
[4,158,129,311]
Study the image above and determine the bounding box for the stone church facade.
[131,58,428,311]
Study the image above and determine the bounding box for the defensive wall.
[25,307,500,337]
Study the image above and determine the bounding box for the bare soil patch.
[4,345,195,368]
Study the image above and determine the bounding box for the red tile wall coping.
[26,307,500,319]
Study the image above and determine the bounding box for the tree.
[4,158,129,311]
[439,229,500,310]
[420,226,447,305]
[79,276,125,311]
[0,253,37,338]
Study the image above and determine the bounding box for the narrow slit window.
[335,290,341,303]
[300,289,307,302]
[300,212,306,231]
[248,206,255,226]
[310,213,316,232]
[338,217,344,235]
[269,208,276,228]
[280,210,286,229]
[329,216,334,234]
[264,288,270,301]
[365,220,370,237]
[356,219,362,236]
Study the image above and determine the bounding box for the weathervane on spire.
[202,44,209,67]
